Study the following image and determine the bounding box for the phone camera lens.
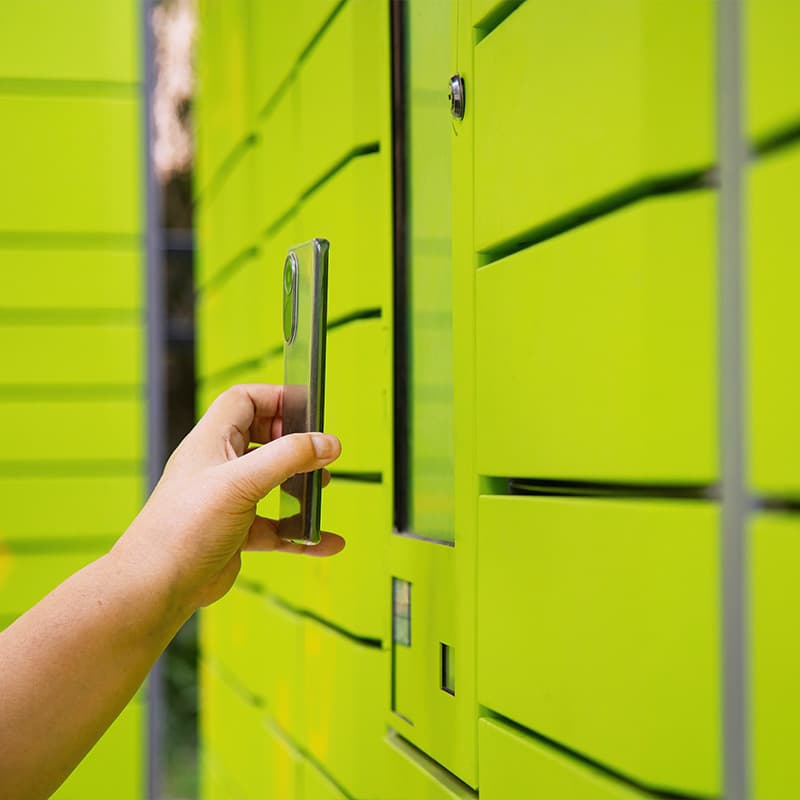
[283,253,298,344]
[284,256,295,294]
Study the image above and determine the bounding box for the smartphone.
[277,238,329,545]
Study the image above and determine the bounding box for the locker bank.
[1,1,799,798]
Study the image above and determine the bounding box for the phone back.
[277,238,329,544]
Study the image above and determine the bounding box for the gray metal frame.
[718,2,749,797]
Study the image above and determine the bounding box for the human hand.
[111,384,344,615]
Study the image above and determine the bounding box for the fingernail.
[311,434,334,458]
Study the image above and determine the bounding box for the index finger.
[196,384,284,461]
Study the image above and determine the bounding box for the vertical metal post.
[390,0,409,533]
[142,1,167,797]
[718,1,748,797]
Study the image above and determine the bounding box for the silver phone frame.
[277,238,329,544]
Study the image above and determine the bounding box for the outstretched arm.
[0,384,343,800]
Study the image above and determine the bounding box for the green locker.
[0,249,142,311]
[476,192,717,484]
[0,325,142,386]
[0,476,144,541]
[479,718,648,800]
[748,143,800,496]
[0,399,143,463]
[302,617,390,798]
[254,79,299,235]
[750,513,800,798]
[325,318,392,476]
[0,0,139,84]
[195,141,256,289]
[478,495,720,796]
[295,0,388,192]
[297,153,390,323]
[745,0,800,145]
[196,253,264,380]
[387,535,474,779]
[473,0,714,252]
[0,94,141,236]
[310,479,390,640]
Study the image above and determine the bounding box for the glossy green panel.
[478,495,720,795]
[480,718,647,799]
[325,318,391,475]
[745,0,800,144]
[388,535,472,778]
[194,0,249,192]
[0,95,141,236]
[310,478,390,640]
[0,547,108,616]
[297,153,390,323]
[0,476,143,540]
[51,701,143,800]
[200,662,267,800]
[0,399,144,462]
[0,0,139,85]
[196,142,256,289]
[246,2,300,122]
[0,249,142,311]
[303,617,390,798]
[255,597,307,749]
[476,192,717,483]
[296,0,387,192]
[0,324,142,386]
[207,584,269,701]
[748,144,800,496]
[254,81,299,233]
[750,513,800,799]
[196,255,264,380]
[474,0,714,252]
[382,733,476,800]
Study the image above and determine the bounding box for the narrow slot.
[440,643,455,696]
[505,478,718,502]
[392,529,454,548]
[328,471,382,484]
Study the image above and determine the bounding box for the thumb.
[225,432,341,503]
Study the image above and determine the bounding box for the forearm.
[0,551,189,800]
